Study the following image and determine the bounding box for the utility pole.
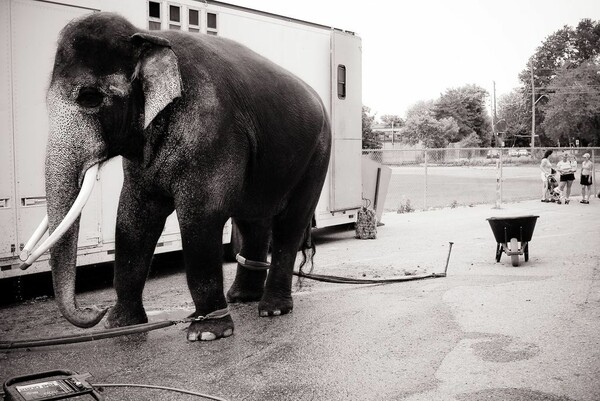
[530,61,535,152]
[493,81,499,146]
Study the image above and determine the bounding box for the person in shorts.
[556,152,576,204]
[580,153,593,204]
[539,149,554,202]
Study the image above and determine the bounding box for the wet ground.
[1,198,599,400]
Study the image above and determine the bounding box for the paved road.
[1,199,599,400]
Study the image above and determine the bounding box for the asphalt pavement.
[1,197,599,401]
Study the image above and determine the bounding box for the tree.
[520,19,600,88]
[362,106,381,149]
[401,102,459,148]
[541,61,600,146]
[434,84,493,146]
[379,114,405,128]
[518,19,600,144]
[460,131,482,147]
[496,89,531,147]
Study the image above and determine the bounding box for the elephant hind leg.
[226,218,271,303]
[260,174,326,317]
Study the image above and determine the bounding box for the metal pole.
[424,149,428,210]
[495,156,501,209]
[531,61,535,153]
[593,149,597,198]
[498,147,504,203]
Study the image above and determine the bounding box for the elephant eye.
[76,87,104,108]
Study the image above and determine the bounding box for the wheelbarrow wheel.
[524,242,529,262]
[495,243,502,262]
[510,238,520,267]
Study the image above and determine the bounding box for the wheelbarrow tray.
[486,215,539,244]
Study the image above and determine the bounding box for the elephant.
[26,12,331,341]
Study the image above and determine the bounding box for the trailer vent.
[207,12,218,35]
[169,5,181,30]
[148,1,161,30]
[189,9,200,32]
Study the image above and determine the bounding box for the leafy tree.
[520,19,600,88]
[541,61,600,146]
[518,19,600,144]
[362,106,381,149]
[401,102,459,148]
[406,100,436,119]
[434,84,493,146]
[460,131,482,147]
[496,89,531,146]
[380,114,405,128]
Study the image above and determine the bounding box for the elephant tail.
[296,223,316,287]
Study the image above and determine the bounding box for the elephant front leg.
[106,187,174,328]
[179,213,233,341]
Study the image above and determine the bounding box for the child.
[580,153,593,204]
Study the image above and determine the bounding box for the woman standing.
[540,150,554,202]
[556,152,576,204]
[580,153,593,204]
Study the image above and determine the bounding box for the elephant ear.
[131,33,183,129]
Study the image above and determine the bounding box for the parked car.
[518,149,530,157]
[508,149,519,157]
[486,149,500,159]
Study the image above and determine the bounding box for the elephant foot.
[187,314,234,341]
[105,303,147,328]
[226,285,264,303]
[226,272,267,303]
[258,295,293,317]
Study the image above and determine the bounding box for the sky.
[224,0,599,119]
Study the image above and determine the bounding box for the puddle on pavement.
[469,335,541,362]
[457,388,575,401]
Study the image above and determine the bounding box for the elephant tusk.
[20,163,100,270]
[19,215,49,262]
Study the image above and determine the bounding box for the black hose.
[294,271,445,284]
[94,383,229,401]
[0,321,175,350]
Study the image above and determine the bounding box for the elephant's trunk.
[41,82,109,328]
[45,157,107,328]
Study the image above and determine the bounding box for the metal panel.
[11,0,98,250]
[330,139,363,211]
[0,0,17,259]
[329,31,362,211]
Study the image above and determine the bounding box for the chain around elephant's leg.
[178,212,233,341]
[227,218,271,303]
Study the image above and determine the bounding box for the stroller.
[546,173,560,202]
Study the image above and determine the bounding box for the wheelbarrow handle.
[444,242,454,275]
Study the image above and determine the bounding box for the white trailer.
[0,0,365,278]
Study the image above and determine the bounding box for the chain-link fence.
[363,147,599,212]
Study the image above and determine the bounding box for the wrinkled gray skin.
[46,12,331,340]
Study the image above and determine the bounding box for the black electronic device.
[2,370,103,401]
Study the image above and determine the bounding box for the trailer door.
[10,0,99,254]
[329,31,362,212]
[0,0,17,260]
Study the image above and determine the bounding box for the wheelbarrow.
[486,215,539,266]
